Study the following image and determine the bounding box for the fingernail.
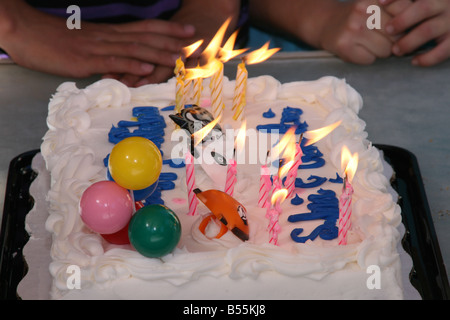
[184,24,195,35]
[379,0,387,4]
[141,63,155,73]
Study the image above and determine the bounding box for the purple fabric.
[37,1,180,20]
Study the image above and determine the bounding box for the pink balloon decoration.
[80,181,134,234]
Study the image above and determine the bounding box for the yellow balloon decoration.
[109,137,162,190]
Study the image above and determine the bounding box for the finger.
[91,41,180,67]
[359,30,394,58]
[102,73,121,80]
[119,74,142,87]
[99,31,188,53]
[135,65,173,86]
[386,0,445,35]
[383,0,413,16]
[355,0,398,41]
[89,55,156,76]
[412,34,450,66]
[393,17,448,55]
[112,19,196,38]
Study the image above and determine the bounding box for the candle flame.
[341,146,359,183]
[271,188,288,205]
[219,30,248,62]
[203,17,231,63]
[182,40,204,58]
[185,58,223,81]
[245,41,280,65]
[272,126,297,179]
[235,120,247,152]
[192,115,222,147]
[304,120,342,146]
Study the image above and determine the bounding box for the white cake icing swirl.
[40,75,405,299]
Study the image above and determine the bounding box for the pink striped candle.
[224,158,237,197]
[285,142,303,198]
[266,207,281,245]
[258,165,272,208]
[338,177,354,245]
[185,152,198,216]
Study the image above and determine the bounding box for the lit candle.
[209,60,225,120]
[338,147,358,245]
[285,134,303,198]
[174,57,185,114]
[258,164,272,208]
[225,121,246,196]
[233,42,280,121]
[232,59,247,121]
[266,188,287,246]
[185,151,199,216]
[224,158,237,196]
[193,75,203,106]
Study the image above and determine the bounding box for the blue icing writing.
[295,175,327,188]
[160,104,196,112]
[163,158,185,168]
[257,106,308,134]
[290,194,304,206]
[106,106,178,206]
[262,108,276,118]
[288,189,339,243]
[299,140,325,169]
[329,172,344,184]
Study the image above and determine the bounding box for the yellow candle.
[174,57,185,114]
[209,60,225,120]
[232,60,247,121]
[193,77,203,106]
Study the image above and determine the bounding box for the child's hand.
[381,0,450,66]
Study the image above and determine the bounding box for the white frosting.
[38,75,408,299]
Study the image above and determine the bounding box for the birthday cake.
[22,74,415,300]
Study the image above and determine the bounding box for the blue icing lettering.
[295,175,327,188]
[262,108,276,118]
[329,172,344,184]
[299,141,325,169]
[290,194,304,206]
[290,220,338,243]
[257,106,308,134]
[288,189,339,243]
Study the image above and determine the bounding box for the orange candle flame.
[271,188,288,205]
[235,120,247,152]
[192,115,222,147]
[271,127,297,178]
[341,146,359,183]
[303,120,342,146]
[219,30,248,62]
[182,39,204,58]
[245,41,280,65]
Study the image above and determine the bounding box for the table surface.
[1,51,449,282]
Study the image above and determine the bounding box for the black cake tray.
[0,146,449,300]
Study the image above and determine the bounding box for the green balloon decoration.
[128,204,181,258]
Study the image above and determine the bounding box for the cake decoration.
[108,136,162,191]
[289,189,339,243]
[128,204,182,258]
[194,188,249,242]
[79,180,134,235]
[290,194,304,206]
[29,16,410,299]
[262,108,276,118]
